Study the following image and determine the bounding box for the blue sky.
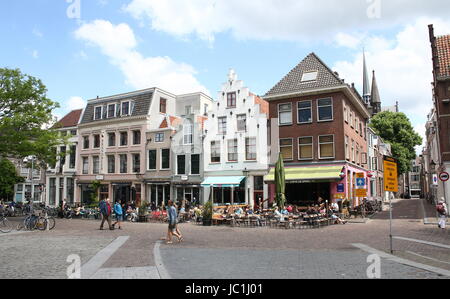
[1,0,450,152]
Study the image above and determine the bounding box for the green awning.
[264,165,344,183]
[201,176,246,188]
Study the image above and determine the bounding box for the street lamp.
[243,168,250,206]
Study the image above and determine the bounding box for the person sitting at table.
[286,205,293,214]
[306,206,316,215]
[330,209,347,225]
[274,207,283,221]
[235,206,244,217]
[331,201,339,213]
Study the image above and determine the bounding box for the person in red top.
[99,198,113,230]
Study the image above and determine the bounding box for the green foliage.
[138,201,150,216]
[90,180,102,205]
[369,111,422,174]
[0,158,24,201]
[0,68,68,165]
[202,200,213,220]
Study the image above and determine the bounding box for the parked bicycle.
[0,213,13,233]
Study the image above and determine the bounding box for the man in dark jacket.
[99,198,113,230]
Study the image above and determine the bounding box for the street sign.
[439,172,449,182]
[356,178,366,188]
[356,189,367,197]
[433,174,439,186]
[383,156,398,192]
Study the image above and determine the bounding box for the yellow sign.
[383,156,398,192]
[334,193,345,199]
[356,173,365,179]
[356,189,367,197]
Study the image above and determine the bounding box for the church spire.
[371,70,381,115]
[362,50,371,106]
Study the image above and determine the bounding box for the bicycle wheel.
[0,218,12,233]
[47,217,56,230]
[36,217,47,231]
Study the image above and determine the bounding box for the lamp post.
[243,168,250,206]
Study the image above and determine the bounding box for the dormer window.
[94,106,103,120]
[160,98,167,114]
[121,101,130,116]
[107,104,116,118]
[301,71,318,82]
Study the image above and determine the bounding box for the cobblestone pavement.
[0,198,448,279]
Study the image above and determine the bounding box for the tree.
[369,111,422,175]
[0,158,24,201]
[0,68,68,165]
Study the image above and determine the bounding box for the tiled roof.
[54,109,83,129]
[265,53,344,97]
[159,116,181,129]
[80,90,154,125]
[436,34,450,78]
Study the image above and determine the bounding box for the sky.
[1,0,450,154]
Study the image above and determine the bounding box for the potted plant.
[138,201,149,223]
[202,200,213,226]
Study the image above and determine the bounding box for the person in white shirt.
[437,198,448,230]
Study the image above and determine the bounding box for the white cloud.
[67,96,86,111]
[74,20,208,95]
[32,50,39,59]
[332,17,450,153]
[32,28,43,38]
[124,0,450,42]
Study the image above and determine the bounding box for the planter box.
[138,215,148,223]
[202,219,212,226]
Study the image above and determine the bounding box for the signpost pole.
[383,156,398,254]
[389,194,393,254]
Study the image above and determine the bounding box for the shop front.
[146,182,171,207]
[201,176,246,205]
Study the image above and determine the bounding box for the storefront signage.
[356,189,367,197]
[383,156,398,192]
[337,184,345,193]
[334,193,345,199]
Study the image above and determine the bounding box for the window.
[155,133,164,143]
[177,155,186,175]
[279,103,292,125]
[204,104,209,115]
[360,123,363,137]
[280,139,293,161]
[318,98,333,121]
[351,140,355,162]
[107,104,116,118]
[356,144,360,164]
[319,135,334,159]
[183,124,193,145]
[345,136,349,160]
[298,137,313,160]
[344,105,348,123]
[108,155,115,174]
[121,102,130,116]
[301,71,318,82]
[350,111,354,128]
[83,136,89,149]
[93,156,100,174]
[108,133,116,147]
[356,118,359,133]
[160,98,167,113]
[133,130,141,145]
[133,154,141,173]
[227,139,238,162]
[237,114,247,131]
[69,145,76,169]
[120,132,128,146]
[148,150,157,170]
[297,101,312,123]
[82,157,89,174]
[191,154,200,175]
[70,130,77,136]
[372,157,378,170]
[161,149,170,169]
[246,138,257,161]
[93,134,100,148]
[218,117,227,134]
[211,141,220,163]
[120,154,128,174]
[361,153,367,165]
[227,92,236,108]
[94,106,102,120]
[60,146,66,168]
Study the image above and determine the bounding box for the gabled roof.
[54,109,83,129]
[265,52,344,97]
[159,116,181,129]
[436,34,450,78]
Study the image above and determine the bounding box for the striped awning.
[264,165,344,183]
[201,176,246,188]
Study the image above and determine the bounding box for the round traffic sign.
[439,172,450,182]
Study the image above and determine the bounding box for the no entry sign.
[439,172,450,182]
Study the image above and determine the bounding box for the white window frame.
[94,106,103,120]
[160,148,171,170]
[317,98,334,122]
[93,156,100,174]
[183,124,193,145]
[218,117,227,135]
[82,157,89,175]
[107,132,116,147]
[107,104,116,118]
[119,154,128,174]
[318,135,335,159]
[107,155,116,174]
[278,103,293,126]
[155,133,165,143]
[227,139,238,162]
[279,138,294,161]
[344,104,348,123]
[297,100,313,124]
[210,141,221,163]
[147,150,157,171]
[236,114,247,132]
[121,101,131,117]
[245,137,257,161]
[345,135,350,160]
[83,136,90,150]
[298,136,314,160]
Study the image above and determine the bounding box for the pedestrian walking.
[165,200,183,244]
[437,198,448,230]
[99,198,113,230]
[112,201,123,230]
